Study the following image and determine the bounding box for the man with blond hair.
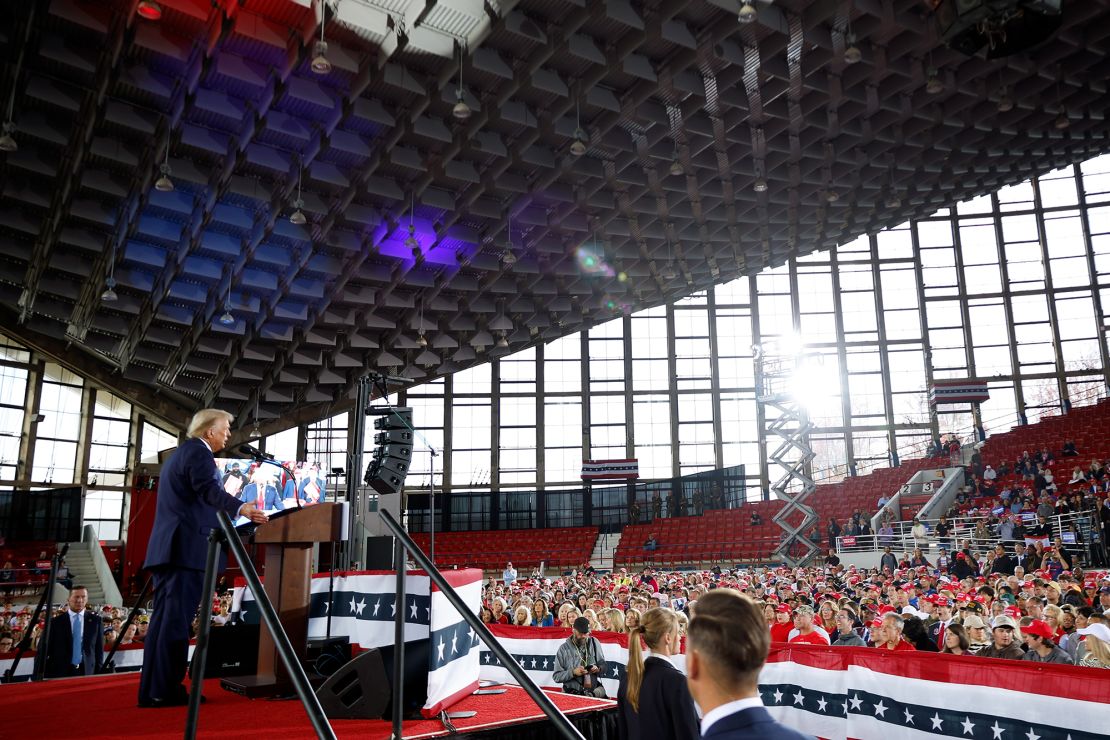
[139,409,268,708]
[685,589,809,739]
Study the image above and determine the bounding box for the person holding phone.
[553,617,608,697]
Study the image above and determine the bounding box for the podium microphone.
[237,444,275,461]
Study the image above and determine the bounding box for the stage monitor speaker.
[365,535,395,569]
[314,647,391,720]
[201,623,259,677]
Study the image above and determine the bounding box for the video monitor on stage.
[216,457,330,526]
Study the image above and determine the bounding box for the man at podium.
[138,409,268,709]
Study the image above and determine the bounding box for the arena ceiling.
[1,0,1109,433]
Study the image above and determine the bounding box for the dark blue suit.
[703,707,812,740]
[139,437,244,704]
[37,609,103,678]
[239,482,284,511]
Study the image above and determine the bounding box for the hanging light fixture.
[997,85,1014,113]
[453,42,471,120]
[496,333,509,348]
[502,210,517,265]
[136,0,163,20]
[570,96,588,156]
[218,272,235,325]
[219,304,235,326]
[669,146,684,176]
[825,189,840,203]
[154,145,174,192]
[0,5,33,154]
[843,26,862,65]
[0,122,16,153]
[738,0,758,24]
[417,300,429,346]
[1053,74,1069,130]
[754,165,768,193]
[290,165,307,225]
[925,67,944,95]
[311,2,331,75]
[101,248,118,302]
[404,191,420,252]
[661,238,678,280]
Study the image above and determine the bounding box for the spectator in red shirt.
[787,605,830,645]
[770,605,794,643]
[876,613,916,651]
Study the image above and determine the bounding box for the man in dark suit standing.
[36,585,102,678]
[138,409,268,708]
[686,590,810,740]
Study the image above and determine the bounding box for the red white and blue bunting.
[422,569,483,717]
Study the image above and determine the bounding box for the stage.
[0,672,616,739]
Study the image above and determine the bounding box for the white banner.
[422,569,482,717]
[232,571,430,648]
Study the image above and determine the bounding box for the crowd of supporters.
[480,560,1110,669]
[0,588,236,660]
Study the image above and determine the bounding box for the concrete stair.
[590,532,621,571]
[61,547,107,604]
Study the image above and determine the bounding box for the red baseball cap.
[1023,619,1054,641]
[933,596,951,608]
[776,604,793,613]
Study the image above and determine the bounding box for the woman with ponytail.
[617,607,699,740]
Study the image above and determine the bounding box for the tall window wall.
[396,154,1110,501]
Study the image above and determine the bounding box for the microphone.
[237,444,275,461]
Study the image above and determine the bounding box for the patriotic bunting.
[422,569,482,717]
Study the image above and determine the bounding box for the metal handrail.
[378,509,587,740]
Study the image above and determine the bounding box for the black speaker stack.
[364,406,413,495]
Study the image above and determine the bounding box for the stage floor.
[0,673,614,739]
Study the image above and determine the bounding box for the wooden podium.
[221,503,344,698]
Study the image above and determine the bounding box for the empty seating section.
[409,527,597,571]
[613,502,783,567]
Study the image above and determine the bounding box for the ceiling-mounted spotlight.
[496,333,509,348]
[219,306,235,326]
[101,276,118,302]
[885,194,902,209]
[925,68,944,95]
[418,333,428,347]
[669,157,684,176]
[453,42,471,120]
[753,176,768,193]
[738,0,758,24]
[136,0,163,20]
[0,121,16,153]
[1055,109,1070,130]
[502,249,518,265]
[825,189,840,203]
[570,96,588,156]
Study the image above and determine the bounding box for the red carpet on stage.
[0,673,614,739]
